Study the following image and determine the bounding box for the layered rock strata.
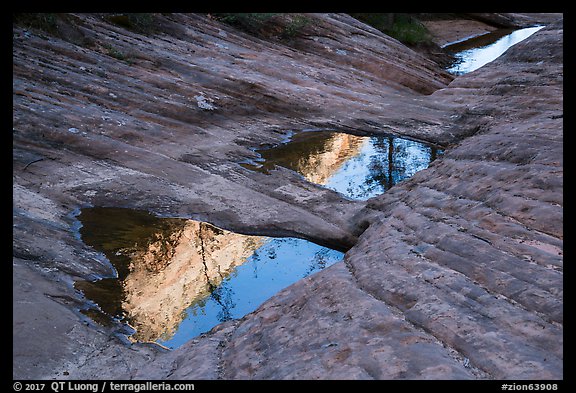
[13,13,562,379]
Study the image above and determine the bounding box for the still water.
[73,24,545,350]
[445,25,544,75]
[242,131,441,200]
[75,131,440,348]
[74,207,343,348]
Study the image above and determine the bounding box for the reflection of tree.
[364,136,403,195]
[250,131,442,201]
[76,207,266,343]
[76,207,189,323]
[430,146,438,162]
[304,248,330,277]
[364,136,431,196]
[197,222,237,323]
[211,281,236,322]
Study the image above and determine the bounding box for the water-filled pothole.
[74,207,343,349]
[445,25,544,75]
[240,131,442,200]
[75,130,441,348]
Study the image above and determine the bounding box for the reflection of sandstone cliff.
[75,208,266,343]
[124,220,265,343]
[298,133,366,185]
[260,132,366,185]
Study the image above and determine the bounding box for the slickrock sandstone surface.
[13,13,562,380]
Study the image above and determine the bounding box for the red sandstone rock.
[13,13,562,380]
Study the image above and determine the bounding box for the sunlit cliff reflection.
[243,131,441,200]
[74,207,343,348]
[75,131,439,347]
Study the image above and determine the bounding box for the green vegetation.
[213,13,278,31]
[282,15,310,38]
[102,43,135,65]
[105,13,158,35]
[349,13,431,45]
[13,13,93,46]
[13,13,59,34]
[13,13,57,32]
[212,13,310,40]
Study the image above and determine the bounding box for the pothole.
[73,207,343,349]
[240,130,443,200]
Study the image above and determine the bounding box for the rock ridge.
[12,13,562,380]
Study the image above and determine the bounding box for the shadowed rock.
[13,13,562,380]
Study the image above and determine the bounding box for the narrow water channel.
[445,25,544,75]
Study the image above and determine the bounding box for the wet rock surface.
[13,13,562,379]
